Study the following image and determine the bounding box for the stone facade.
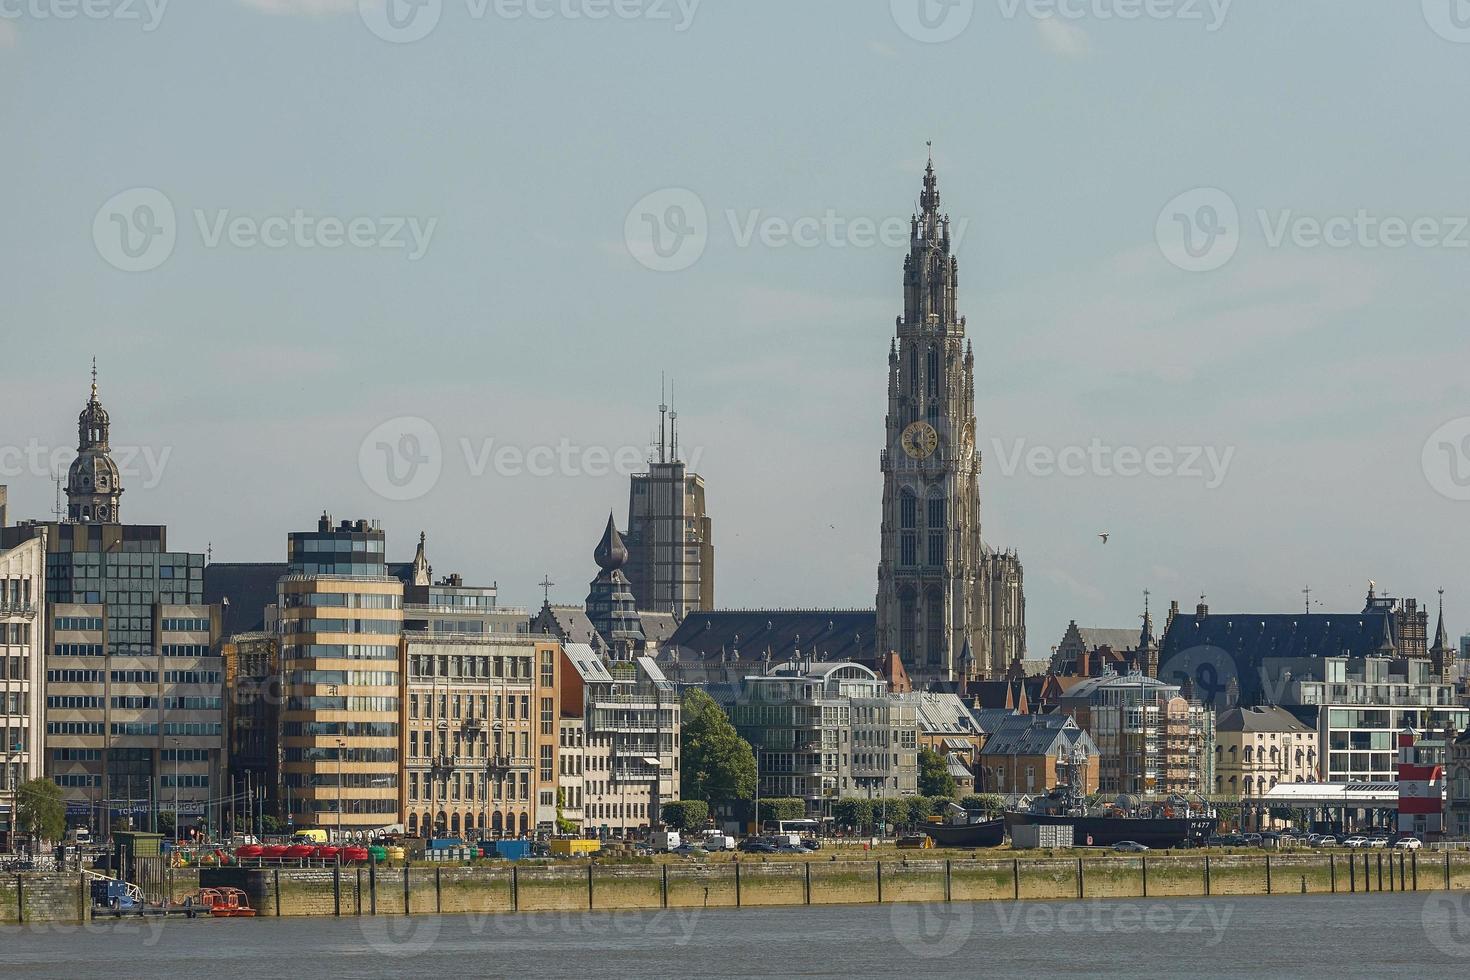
[876,155,1025,686]
[0,532,45,844]
[624,402,714,618]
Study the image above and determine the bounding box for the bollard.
[877,861,883,903]
[1266,854,1272,895]
[1013,858,1020,900]
[805,862,812,905]
[333,864,341,916]
[1204,855,1211,896]
[1141,855,1147,898]
[663,864,669,909]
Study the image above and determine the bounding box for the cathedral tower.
[876,151,1025,684]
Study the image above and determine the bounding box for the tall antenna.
[1302,586,1312,613]
[669,377,678,463]
[658,373,668,465]
[53,474,63,522]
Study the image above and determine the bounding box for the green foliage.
[918,747,958,798]
[157,810,177,839]
[831,798,874,830]
[16,778,65,843]
[907,795,936,821]
[959,794,1005,816]
[756,798,806,824]
[555,789,578,835]
[680,689,757,803]
[873,797,911,828]
[661,800,710,831]
[260,814,284,835]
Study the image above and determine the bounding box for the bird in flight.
[1099,532,1109,544]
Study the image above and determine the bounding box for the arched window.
[925,591,944,666]
[926,344,939,398]
[1243,746,1252,764]
[900,489,917,529]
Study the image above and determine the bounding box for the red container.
[342,846,370,863]
[284,844,314,859]
[318,846,340,861]
[262,845,289,859]
[234,844,264,859]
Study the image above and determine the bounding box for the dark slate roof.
[1158,610,1399,705]
[980,712,1095,758]
[665,609,877,665]
[1076,628,1139,651]
[1217,705,1313,734]
[534,604,605,651]
[639,612,680,648]
[204,562,286,635]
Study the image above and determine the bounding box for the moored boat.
[925,818,1006,848]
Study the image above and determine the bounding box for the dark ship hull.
[1004,811,1216,849]
[925,819,1006,848]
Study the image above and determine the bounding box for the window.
[900,490,917,529]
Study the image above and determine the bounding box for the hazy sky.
[3,1,1469,654]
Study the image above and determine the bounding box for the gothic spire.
[920,141,939,217]
[411,531,431,587]
[1432,588,1449,653]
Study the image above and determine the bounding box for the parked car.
[775,844,812,854]
[1341,836,1369,848]
[1113,841,1149,853]
[738,839,778,854]
[670,843,708,857]
[1394,837,1422,850]
[1366,837,1389,848]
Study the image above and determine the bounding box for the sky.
[3,1,1470,655]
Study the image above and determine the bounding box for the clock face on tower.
[900,420,939,460]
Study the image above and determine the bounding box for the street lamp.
[169,737,180,843]
[336,737,345,843]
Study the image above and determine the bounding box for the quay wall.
[197,850,1470,919]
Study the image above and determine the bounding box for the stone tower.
[876,152,1025,685]
[66,361,123,524]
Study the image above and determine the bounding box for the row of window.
[282,592,400,609]
[2,624,33,646]
[281,618,400,635]
[408,770,530,802]
[285,644,398,661]
[283,747,399,763]
[54,644,105,657]
[55,617,104,631]
[161,618,210,632]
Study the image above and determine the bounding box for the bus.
[762,818,822,846]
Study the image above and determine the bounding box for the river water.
[2,892,1467,978]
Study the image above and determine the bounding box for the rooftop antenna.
[658,373,668,465]
[669,377,678,463]
[1302,586,1312,613]
[52,473,63,522]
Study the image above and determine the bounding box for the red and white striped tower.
[1397,726,1445,837]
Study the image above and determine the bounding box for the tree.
[960,794,1004,816]
[16,778,65,845]
[756,799,806,824]
[680,689,757,803]
[918,747,958,798]
[157,810,178,840]
[260,814,284,835]
[831,798,873,832]
[661,800,709,831]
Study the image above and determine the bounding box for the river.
[1,892,1467,977]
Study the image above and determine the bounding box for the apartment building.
[1055,670,1213,796]
[727,660,918,814]
[0,529,45,846]
[561,645,678,837]
[277,515,403,835]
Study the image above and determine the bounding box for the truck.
[652,830,681,852]
[701,833,735,851]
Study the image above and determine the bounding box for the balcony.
[431,754,458,771]
[0,600,37,619]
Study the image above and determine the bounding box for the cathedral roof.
[665,609,876,665]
